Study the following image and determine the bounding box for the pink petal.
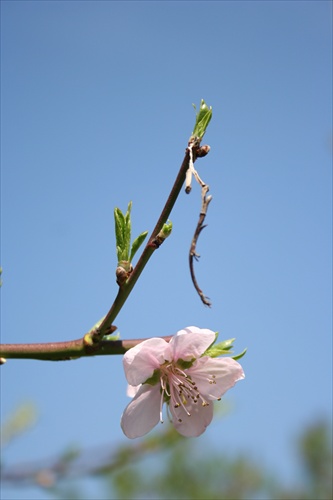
[123,337,172,386]
[126,384,140,398]
[169,398,214,437]
[170,326,216,362]
[187,357,245,400]
[121,384,161,439]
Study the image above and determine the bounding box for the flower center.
[158,362,209,423]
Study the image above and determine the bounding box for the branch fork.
[0,100,214,361]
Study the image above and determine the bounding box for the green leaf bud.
[151,220,173,248]
[191,99,212,141]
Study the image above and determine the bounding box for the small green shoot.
[192,99,213,140]
[114,202,148,267]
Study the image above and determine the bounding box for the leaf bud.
[196,145,210,158]
[116,262,133,286]
[151,220,173,248]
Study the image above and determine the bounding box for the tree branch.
[91,139,200,342]
[0,336,173,362]
[0,140,202,361]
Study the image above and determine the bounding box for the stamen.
[160,362,214,423]
[170,382,191,416]
[159,379,164,423]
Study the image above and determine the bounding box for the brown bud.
[116,265,133,286]
[196,145,210,158]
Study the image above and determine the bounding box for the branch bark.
[0,336,172,361]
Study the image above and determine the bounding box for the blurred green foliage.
[105,420,332,500]
[1,417,332,500]
[0,402,37,447]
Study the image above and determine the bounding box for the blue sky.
[1,1,332,498]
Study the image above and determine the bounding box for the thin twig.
[189,184,213,307]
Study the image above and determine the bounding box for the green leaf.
[114,208,126,251]
[130,231,148,262]
[123,202,132,261]
[114,202,148,267]
[125,201,132,225]
[117,246,127,263]
[192,99,212,140]
[114,203,133,263]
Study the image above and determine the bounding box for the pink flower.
[121,326,245,439]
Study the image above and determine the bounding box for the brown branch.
[0,335,173,362]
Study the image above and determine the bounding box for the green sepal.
[163,393,171,404]
[199,331,219,358]
[130,230,148,262]
[177,358,196,370]
[192,99,212,140]
[204,338,236,358]
[144,368,161,386]
[232,347,247,361]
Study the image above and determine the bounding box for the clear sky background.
[1,1,332,499]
